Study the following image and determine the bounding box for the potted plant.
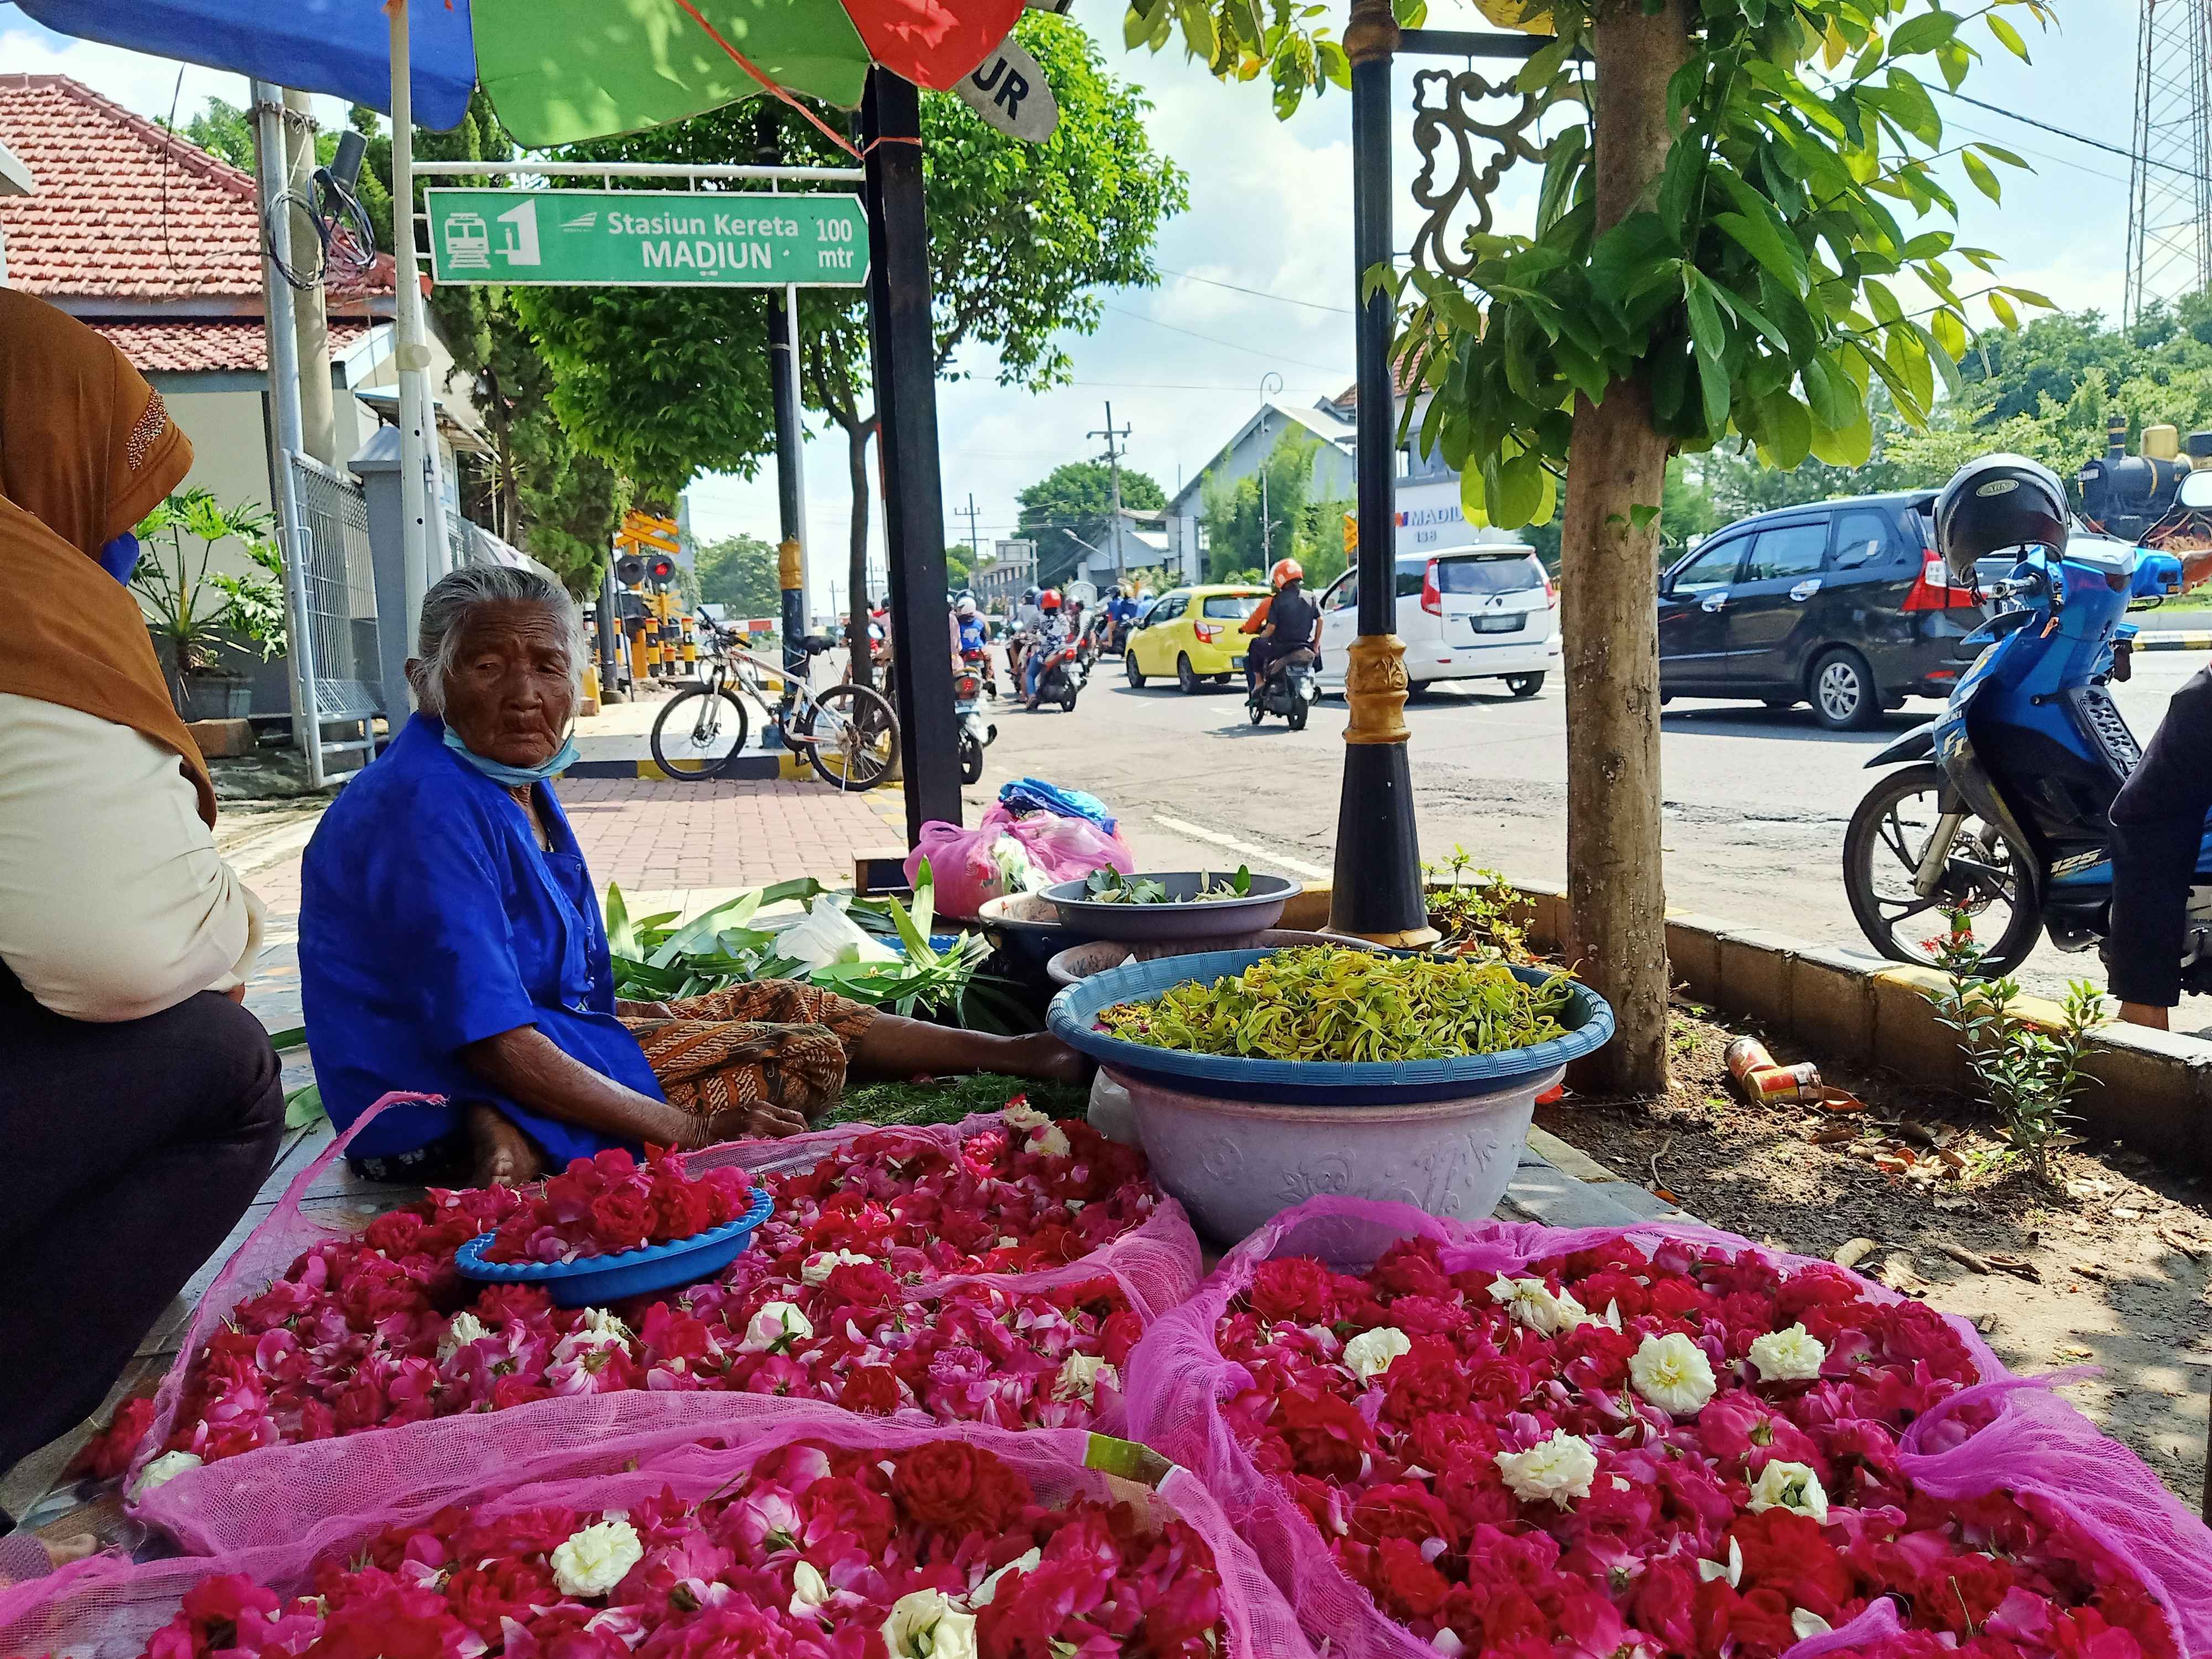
[131,489,289,723]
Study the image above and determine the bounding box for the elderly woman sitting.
[300,566,1079,1187]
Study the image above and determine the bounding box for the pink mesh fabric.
[127,1098,1202,1556]
[1120,1194,2212,1659]
[3,1413,1311,1659]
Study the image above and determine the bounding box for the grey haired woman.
[299,565,1077,1188]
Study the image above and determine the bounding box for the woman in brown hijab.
[0,291,283,1560]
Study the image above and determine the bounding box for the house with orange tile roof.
[0,72,483,716]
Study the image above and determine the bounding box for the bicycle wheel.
[650,686,749,780]
[795,682,899,790]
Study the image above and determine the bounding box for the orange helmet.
[1269,558,1304,589]
[1039,588,1063,611]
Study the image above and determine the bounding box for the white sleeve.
[0,693,259,1022]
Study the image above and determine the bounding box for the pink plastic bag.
[1122,1196,2212,1659]
[0,1412,1314,1659]
[124,1100,1202,1556]
[906,803,1133,917]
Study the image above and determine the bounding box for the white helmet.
[955,595,978,617]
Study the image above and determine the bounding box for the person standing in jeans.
[0,291,282,1568]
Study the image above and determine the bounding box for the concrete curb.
[560,752,796,782]
[1510,881,2212,1177]
[2132,630,2212,651]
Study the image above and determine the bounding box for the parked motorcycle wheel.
[1248,697,1265,726]
[1843,762,2041,972]
[1287,698,1309,732]
[958,732,984,785]
[1060,690,1078,713]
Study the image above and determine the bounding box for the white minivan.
[1316,546,1560,697]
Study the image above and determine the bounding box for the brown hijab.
[0,288,214,826]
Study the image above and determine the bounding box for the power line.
[1152,267,1355,315]
[1099,303,1349,375]
[1932,85,2201,180]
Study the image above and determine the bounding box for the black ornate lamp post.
[1331,0,1437,947]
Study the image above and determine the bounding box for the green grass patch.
[836,1072,1090,1129]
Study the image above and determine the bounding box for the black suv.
[1656,492,1982,730]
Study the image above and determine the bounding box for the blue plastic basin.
[1046,947,1614,1106]
[455,1186,774,1307]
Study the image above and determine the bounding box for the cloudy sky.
[1,1,2142,610]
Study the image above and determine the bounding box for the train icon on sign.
[440,212,491,270]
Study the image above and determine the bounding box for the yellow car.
[1122,585,1269,694]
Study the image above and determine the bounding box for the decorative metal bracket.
[1407,66,1553,281]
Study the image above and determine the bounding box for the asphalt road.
[972,649,2212,1030]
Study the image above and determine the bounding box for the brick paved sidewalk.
[560,777,906,891]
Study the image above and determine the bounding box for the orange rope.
[669,0,865,160]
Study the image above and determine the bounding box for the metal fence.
[282,451,385,782]
[449,509,562,586]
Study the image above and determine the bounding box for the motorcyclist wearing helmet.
[1024,588,1068,707]
[1244,557,1321,695]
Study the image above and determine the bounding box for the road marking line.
[1152,813,1332,880]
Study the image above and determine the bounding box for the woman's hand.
[688,1100,810,1147]
[616,997,676,1020]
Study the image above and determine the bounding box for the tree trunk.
[843,415,874,691]
[1559,0,1691,1096]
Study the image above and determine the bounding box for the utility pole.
[959,493,982,571]
[1088,401,1131,583]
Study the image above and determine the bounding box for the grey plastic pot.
[1107,1065,1556,1245]
[1039,871,1297,942]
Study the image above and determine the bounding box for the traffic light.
[615,554,645,586]
[1342,512,1357,554]
[646,553,677,586]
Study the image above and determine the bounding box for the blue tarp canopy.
[15,0,479,130]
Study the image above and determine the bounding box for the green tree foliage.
[1197,430,1353,586]
[169,97,253,170]
[508,14,1185,681]
[945,544,976,589]
[349,94,629,596]
[1016,460,1169,585]
[695,534,782,617]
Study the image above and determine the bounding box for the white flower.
[1695,1537,1745,1589]
[1053,1354,1115,1403]
[880,1588,979,1659]
[971,1547,1041,1608]
[739,1301,815,1353]
[1747,1323,1828,1384]
[554,1307,634,1364]
[1746,1459,1829,1523]
[800,1249,876,1286]
[437,1311,490,1362]
[550,1519,644,1598]
[130,1450,202,1498]
[1433,1633,1466,1657]
[1342,1327,1413,1381]
[1486,1275,1593,1336]
[1628,1332,1718,1415]
[1001,1102,1069,1157]
[1493,1431,1599,1508]
[789,1561,832,1616]
[1792,1610,1835,1640]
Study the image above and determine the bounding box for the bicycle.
[649,626,900,790]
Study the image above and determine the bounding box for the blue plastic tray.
[456,1185,774,1307]
[1046,947,1614,1105]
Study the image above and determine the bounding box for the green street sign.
[424,190,869,288]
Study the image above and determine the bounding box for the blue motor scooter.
[1843,481,2190,975]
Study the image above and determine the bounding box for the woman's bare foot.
[466,1104,546,1187]
[2117,1000,2171,1031]
[1006,1032,1086,1084]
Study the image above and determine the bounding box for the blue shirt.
[299,714,660,1161]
